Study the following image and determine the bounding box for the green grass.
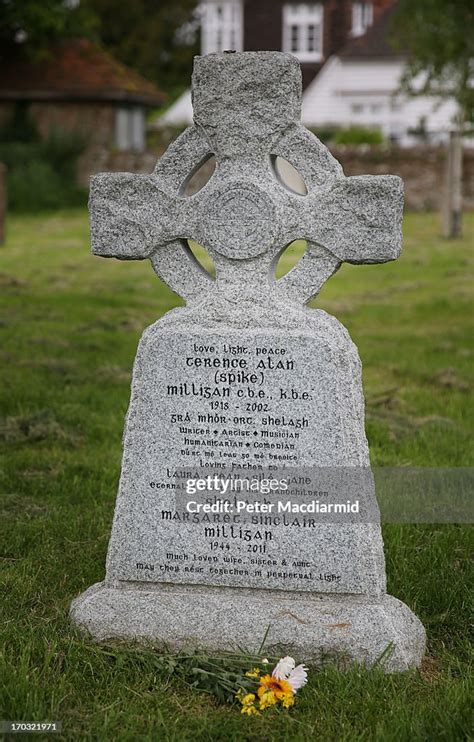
[0,210,473,741]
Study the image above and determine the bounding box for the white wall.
[155,51,460,142]
[301,57,459,144]
[157,90,193,127]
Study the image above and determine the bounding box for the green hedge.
[0,105,88,212]
[333,126,385,146]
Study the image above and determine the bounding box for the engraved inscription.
[204,183,276,258]
[108,330,379,595]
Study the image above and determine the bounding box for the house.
[159,0,391,127]
[157,0,458,143]
[0,38,165,155]
[200,0,392,88]
[300,4,458,142]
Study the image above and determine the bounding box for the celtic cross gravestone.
[71,52,425,671]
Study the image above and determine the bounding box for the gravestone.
[71,52,426,671]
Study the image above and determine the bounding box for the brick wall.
[242,0,395,89]
[0,101,115,149]
[243,0,321,88]
[29,102,115,148]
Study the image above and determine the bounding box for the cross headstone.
[71,52,425,671]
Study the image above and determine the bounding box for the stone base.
[70,581,425,673]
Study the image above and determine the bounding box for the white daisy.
[272,656,308,692]
[287,663,308,691]
[272,656,295,680]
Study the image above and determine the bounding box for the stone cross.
[90,52,402,307]
[73,52,425,672]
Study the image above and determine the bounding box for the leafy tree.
[81,0,200,96]
[392,0,474,125]
[0,0,96,61]
[0,1,199,94]
[392,0,473,237]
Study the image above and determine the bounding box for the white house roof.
[153,89,193,128]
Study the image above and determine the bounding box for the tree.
[0,1,199,96]
[81,0,200,97]
[392,0,474,237]
[0,0,96,60]
[393,0,473,125]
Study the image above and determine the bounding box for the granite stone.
[71,51,426,671]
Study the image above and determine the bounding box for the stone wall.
[77,148,158,188]
[1,99,472,211]
[76,141,474,212]
[332,145,474,211]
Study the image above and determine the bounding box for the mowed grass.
[0,209,473,741]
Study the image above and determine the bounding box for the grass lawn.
[0,209,473,741]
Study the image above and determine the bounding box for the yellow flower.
[236,690,259,715]
[281,692,295,709]
[242,693,256,705]
[257,674,295,710]
[236,689,253,703]
[258,690,278,710]
[245,667,262,678]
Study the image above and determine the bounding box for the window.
[131,108,145,151]
[115,107,145,152]
[351,3,373,37]
[370,103,383,114]
[201,0,243,55]
[283,4,323,62]
[290,25,299,53]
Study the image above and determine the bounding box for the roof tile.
[0,39,165,106]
